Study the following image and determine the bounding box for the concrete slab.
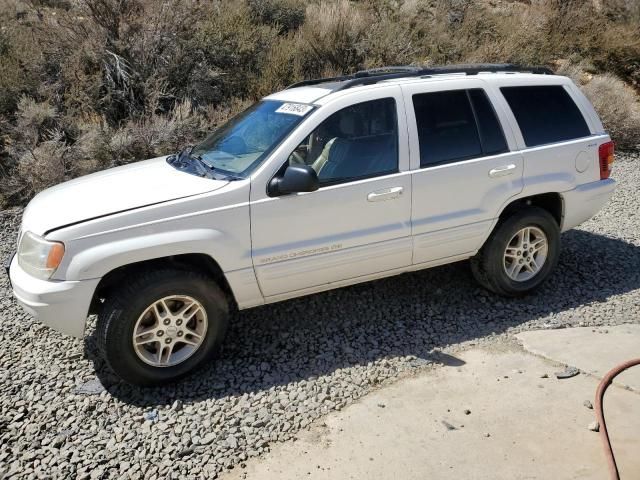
[516,325,640,391]
[222,348,640,480]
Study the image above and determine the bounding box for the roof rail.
[286,63,554,91]
[353,66,424,77]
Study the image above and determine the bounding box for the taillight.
[598,141,615,180]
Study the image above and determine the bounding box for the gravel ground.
[1,153,639,479]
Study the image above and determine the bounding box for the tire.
[470,207,560,297]
[96,268,229,386]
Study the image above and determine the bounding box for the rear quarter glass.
[500,85,591,147]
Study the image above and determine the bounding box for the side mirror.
[269,164,319,196]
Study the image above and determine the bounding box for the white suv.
[7,64,616,385]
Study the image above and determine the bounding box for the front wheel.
[96,269,229,386]
[471,207,560,296]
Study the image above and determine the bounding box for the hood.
[22,156,228,235]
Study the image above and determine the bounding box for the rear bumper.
[8,255,100,338]
[561,178,616,232]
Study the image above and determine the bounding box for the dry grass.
[557,62,640,149]
[300,0,369,74]
[0,0,639,207]
[582,75,640,150]
[17,133,68,195]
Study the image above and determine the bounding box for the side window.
[500,85,591,147]
[286,98,398,185]
[414,90,481,167]
[413,89,508,168]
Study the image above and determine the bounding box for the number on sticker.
[275,103,313,116]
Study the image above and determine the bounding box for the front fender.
[62,228,227,280]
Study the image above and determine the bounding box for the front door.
[401,80,525,264]
[250,88,412,298]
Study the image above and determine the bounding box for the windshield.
[191,100,314,177]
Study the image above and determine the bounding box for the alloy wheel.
[503,226,548,282]
[132,295,208,367]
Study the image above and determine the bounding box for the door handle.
[367,186,404,202]
[488,164,517,178]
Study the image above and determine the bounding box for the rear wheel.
[96,269,229,386]
[471,207,560,296]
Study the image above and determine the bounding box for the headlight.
[18,231,65,280]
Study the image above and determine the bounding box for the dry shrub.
[69,117,118,173]
[36,0,208,122]
[604,0,640,23]
[415,0,493,64]
[299,0,369,75]
[453,1,586,65]
[15,97,58,140]
[0,34,24,115]
[423,0,640,77]
[358,1,423,67]
[593,24,640,89]
[0,12,40,115]
[1,0,640,209]
[201,98,254,129]
[194,2,278,101]
[17,132,68,195]
[251,34,304,98]
[79,98,248,169]
[555,62,592,85]
[7,96,68,201]
[581,74,640,150]
[124,100,207,158]
[248,0,306,33]
[1,97,236,206]
[557,62,640,150]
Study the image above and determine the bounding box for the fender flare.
[64,229,228,280]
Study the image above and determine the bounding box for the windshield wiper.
[167,145,213,179]
[187,150,216,178]
[190,151,244,180]
[169,145,243,181]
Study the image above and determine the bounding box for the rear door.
[401,79,524,264]
[497,82,605,193]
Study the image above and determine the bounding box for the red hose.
[595,358,640,480]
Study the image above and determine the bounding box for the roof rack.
[286,63,554,91]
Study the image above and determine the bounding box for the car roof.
[266,85,335,104]
[265,64,569,105]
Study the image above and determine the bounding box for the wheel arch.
[498,192,564,227]
[90,253,237,315]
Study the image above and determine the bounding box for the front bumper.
[8,255,100,338]
[4,252,14,288]
[561,178,616,232]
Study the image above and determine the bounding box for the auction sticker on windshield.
[275,103,314,116]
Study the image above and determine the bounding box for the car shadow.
[87,229,640,406]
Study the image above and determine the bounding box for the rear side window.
[412,89,508,167]
[500,85,591,147]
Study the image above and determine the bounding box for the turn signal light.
[46,243,65,269]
